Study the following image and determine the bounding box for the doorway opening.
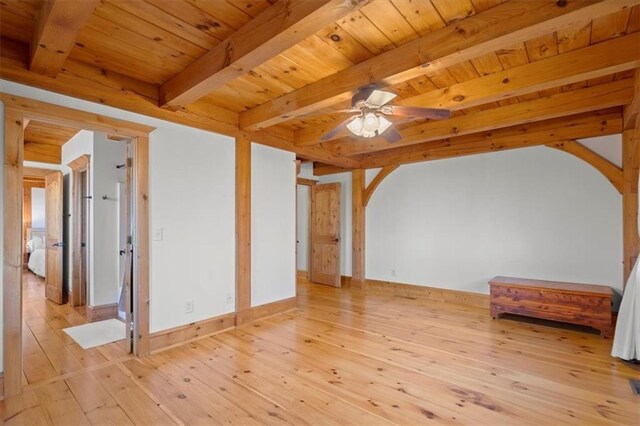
[2,93,153,397]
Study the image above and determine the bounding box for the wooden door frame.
[1,93,154,397]
[68,154,90,307]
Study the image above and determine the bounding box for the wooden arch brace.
[364,165,399,207]
[546,140,623,194]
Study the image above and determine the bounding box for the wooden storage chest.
[489,276,613,338]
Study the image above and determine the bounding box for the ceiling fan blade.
[382,126,402,143]
[387,105,451,120]
[366,89,397,107]
[319,117,354,141]
[298,108,359,118]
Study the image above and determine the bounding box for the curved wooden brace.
[364,165,399,207]
[546,140,623,194]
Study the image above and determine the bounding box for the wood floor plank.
[65,372,134,425]
[90,365,177,425]
[32,380,91,425]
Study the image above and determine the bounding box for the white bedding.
[28,247,46,278]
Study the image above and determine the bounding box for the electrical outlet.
[391,269,396,277]
[184,300,194,313]
[153,227,163,241]
[226,292,233,304]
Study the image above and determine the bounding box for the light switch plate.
[153,227,163,241]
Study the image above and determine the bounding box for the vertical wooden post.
[622,125,639,286]
[134,135,150,356]
[3,109,24,396]
[352,169,366,288]
[236,136,252,315]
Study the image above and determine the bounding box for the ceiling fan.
[319,86,452,143]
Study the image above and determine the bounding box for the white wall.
[31,188,45,228]
[296,185,310,271]
[62,130,94,294]
[252,143,296,306]
[364,147,623,299]
[91,133,126,306]
[318,172,352,276]
[578,134,622,167]
[149,123,235,332]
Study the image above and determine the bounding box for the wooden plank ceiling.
[23,120,81,164]
[1,0,639,170]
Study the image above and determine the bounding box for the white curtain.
[612,259,640,360]
[612,163,640,361]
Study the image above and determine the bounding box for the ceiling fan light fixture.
[377,115,392,135]
[362,111,379,132]
[346,116,364,136]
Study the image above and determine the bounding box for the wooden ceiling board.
[360,0,421,47]
[227,0,273,18]
[106,0,220,50]
[335,10,396,55]
[95,1,208,60]
[316,23,376,64]
[24,121,82,147]
[146,0,241,42]
[590,7,632,44]
[429,0,476,23]
[389,0,446,36]
[0,1,38,44]
[627,5,640,33]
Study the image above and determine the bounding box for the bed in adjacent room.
[26,228,46,278]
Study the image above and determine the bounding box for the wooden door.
[310,183,341,287]
[45,171,64,304]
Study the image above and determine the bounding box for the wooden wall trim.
[3,109,24,397]
[623,127,640,285]
[149,297,298,352]
[69,157,88,308]
[546,140,623,194]
[67,154,90,171]
[297,177,317,186]
[85,303,119,322]
[352,169,365,286]
[340,276,489,310]
[0,93,155,137]
[149,313,236,353]
[133,135,150,356]
[236,136,252,314]
[236,297,298,327]
[363,165,399,207]
[623,68,639,130]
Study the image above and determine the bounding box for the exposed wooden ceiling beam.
[547,140,623,193]
[159,0,371,111]
[0,38,355,168]
[298,32,640,145]
[30,0,100,77]
[239,0,639,132]
[359,109,622,169]
[623,68,640,130]
[320,78,634,156]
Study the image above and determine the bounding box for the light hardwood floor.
[20,272,130,387]
[3,279,639,424]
